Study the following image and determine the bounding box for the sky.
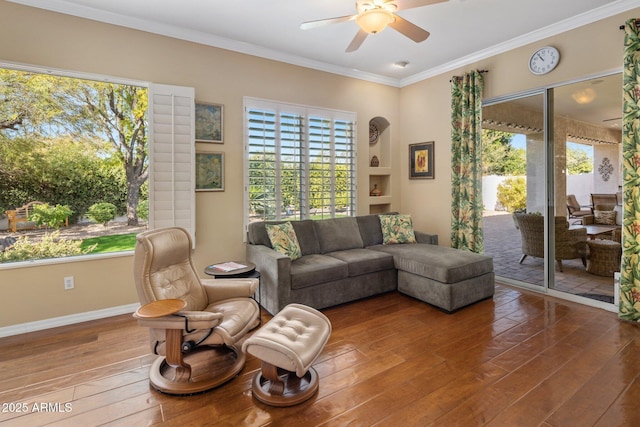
[510,133,594,158]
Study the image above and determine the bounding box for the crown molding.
[7,0,401,87]
[7,0,639,88]
[399,0,640,86]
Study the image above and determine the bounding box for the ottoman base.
[252,362,319,407]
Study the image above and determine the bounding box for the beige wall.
[399,8,638,246]
[0,1,399,327]
[0,1,637,328]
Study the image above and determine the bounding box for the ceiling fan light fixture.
[571,87,596,104]
[356,9,394,34]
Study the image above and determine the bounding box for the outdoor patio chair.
[566,194,592,224]
[514,213,587,272]
[590,193,617,211]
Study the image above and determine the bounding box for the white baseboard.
[0,303,140,338]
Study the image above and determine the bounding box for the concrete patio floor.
[483,212,614,301]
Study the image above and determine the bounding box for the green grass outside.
[80,233,138,254]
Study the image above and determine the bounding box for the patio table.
[569,224,619,240]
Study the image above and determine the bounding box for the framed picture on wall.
[409,141,434,179]
[195,102,223,143]
[196,152,224,191]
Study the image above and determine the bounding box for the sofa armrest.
[415,230,438,245]
[246,243,292,315]
[582,215,594,225]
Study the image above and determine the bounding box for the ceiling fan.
[300,0,448,53]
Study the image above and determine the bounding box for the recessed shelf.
[368,116,392,214]
[368,167,392,175]
[369,203,391,214]
[369,195,392,205]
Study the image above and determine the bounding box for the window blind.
[244,97,356,231]
[148,83,196,245]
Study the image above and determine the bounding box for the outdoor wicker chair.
[590,193,617,212]
[514,213,587,272]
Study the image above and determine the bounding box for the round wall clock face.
[528,46,560,75]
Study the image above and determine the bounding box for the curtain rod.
[449,70,488,83]
[620,19,639,30]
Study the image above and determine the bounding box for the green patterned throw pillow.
[265,222,302,260]
[379,214,417,245]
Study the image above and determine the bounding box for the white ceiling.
[9,0,637,86]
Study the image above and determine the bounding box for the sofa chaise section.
[369,243,495,312]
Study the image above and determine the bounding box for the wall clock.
[528,46,560,75]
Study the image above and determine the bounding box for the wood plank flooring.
[1,283,639,426]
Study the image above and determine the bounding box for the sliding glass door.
[549,74,622,304]
[482,91,547,290]
[482,73,621,306]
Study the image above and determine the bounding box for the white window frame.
[243,97,356,234]
[0,62,196,268]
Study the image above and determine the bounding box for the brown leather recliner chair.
[133,226,260,395]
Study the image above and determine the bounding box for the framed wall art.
[195,102,223,143]
[409,141,434,179]
[196,152,224,191]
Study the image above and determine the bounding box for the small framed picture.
[195,102,223,143]
[196,152,224,191]
[409,142,434,179]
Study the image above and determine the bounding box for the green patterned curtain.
[451,70,484,253]
[620,19,640,322]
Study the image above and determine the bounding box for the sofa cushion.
[290,254,349,289]
[248,220,320,255]
[379,214,417,244]
[314,217,364,253]
[357,212,399,247]
[266,222,302,260]
[326,249,394,277]
[371,243,493,284]
[291,220,321,255]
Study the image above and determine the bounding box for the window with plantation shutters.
[148,83,196,244]
[244,97,356,232]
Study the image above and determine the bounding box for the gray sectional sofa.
[246,214,495,315]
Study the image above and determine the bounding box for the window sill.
[0,250,134,271]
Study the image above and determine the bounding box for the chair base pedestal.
[149,345,245,395]
[251,365,319,407]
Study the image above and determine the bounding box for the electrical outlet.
[64,276,74,290]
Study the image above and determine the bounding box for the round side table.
[204,261,257,278]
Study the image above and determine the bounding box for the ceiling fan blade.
[388,14,430,42]
[300,15,356,30]
[394,0,448,11]
[346,29,369,52]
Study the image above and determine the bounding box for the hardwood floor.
[1,283,639,426]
